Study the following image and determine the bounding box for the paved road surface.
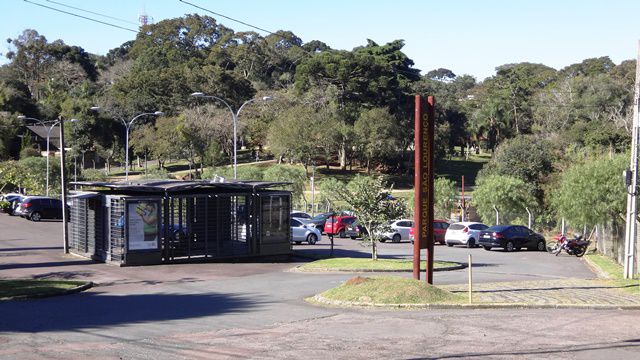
[1,215,639,359]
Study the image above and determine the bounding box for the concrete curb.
[309,294,640,310]
[582,255,611,279]
[291,261,467,273]
[1,281,93,301]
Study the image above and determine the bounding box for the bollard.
[468,254,473,303]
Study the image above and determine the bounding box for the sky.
[1,0,640,81]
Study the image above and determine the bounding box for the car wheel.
[338,230,346,238]
[537,240,546,251]
[380,239,386,243]
[446,243,454,247]
[505,241,515,252]
[350,236,357,240]
[30,212,42,222]
[483,245,492,251]
[307,233,318,245]
[466,239,475,248]
[295,241,302,245]
[440,240,446,245]
[392,234,401,243]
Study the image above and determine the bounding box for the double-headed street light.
[122,112,164,181]
[90,107,164,181]
[18,116,79,196]
[190,92,272,179]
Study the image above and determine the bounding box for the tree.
[266,105,317,174]
[322,175,407,260]
[353,107,397,173]
[550,154,626,227]
[263,165,308,204]
[434,178,457,220]
[478,135,555,200]
[472,175,537,226]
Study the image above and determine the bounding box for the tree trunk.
[339,143,347,170]
[369,221,377,260]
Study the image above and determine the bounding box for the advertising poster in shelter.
[127,201,160,250]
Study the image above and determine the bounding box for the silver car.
[444,222,489,248]
[291,218,322,245]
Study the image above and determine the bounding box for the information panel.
[127,200,161,251]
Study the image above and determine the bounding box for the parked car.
[445,222,489,248]
[345,219,368,239]
[14,196,64,221]
[6,194,27,216]
[291,218,322,245]
[478,225,546,252]
[379,219,413,243]
[409,220,450,245]
[304,212,334,233]
[324,215,357,238]
[291,211,312,219]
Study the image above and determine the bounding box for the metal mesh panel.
[69,198,88,253]
[109,197,125,263]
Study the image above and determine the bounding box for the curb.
[1,281,94,301]
[291,261,467,273]
[309,294,640,310]
[582,255,611,280]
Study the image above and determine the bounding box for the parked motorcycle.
[546,234,590,257]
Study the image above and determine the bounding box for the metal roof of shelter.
[71,179,291,194]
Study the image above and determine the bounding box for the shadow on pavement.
[0,259,98,270]
[0,246,64,252]
[32,271,96,280]
[0,291,265,332]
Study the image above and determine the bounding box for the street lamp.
[18,116,79,196]
[190,92,272,179]
[90,107,163,180]
[123,112,163,181]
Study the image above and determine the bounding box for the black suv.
[15,196,63,221]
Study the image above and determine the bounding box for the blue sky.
[2,0,639,81]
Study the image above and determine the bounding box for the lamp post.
[91,108,164,181]
[18,116,79,196]
[122,112,164,181]
[190,92,272,179]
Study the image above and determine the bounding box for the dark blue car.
[478,225,546,252]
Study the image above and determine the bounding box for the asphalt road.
[1,215,639,359]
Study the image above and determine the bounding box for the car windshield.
[449,224,466,230]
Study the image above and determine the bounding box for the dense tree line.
[0,15,636,232]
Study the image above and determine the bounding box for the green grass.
[298,257,459,271]
[586,254,640,295]
[435,155,490,188]
[320,276,466,304]
[0,279,86,299]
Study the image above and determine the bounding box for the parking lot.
[2,215,640,359]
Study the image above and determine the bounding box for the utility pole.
[59,116,70,254]
[624,40,640,279]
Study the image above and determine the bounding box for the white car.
[291,218,322,245]
[379,219,414,243]
[444,222,489,248]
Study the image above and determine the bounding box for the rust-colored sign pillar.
[413,95,435,284]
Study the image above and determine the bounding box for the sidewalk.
[442,279,640,307]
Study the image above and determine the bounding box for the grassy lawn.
[319,276,465,304]
[585,254,640,295]
[297,257,459,272]
[0,279,87,299]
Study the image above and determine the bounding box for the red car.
[324,215,357,238]
[409,220,450,245]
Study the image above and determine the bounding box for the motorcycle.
[546,234,590,257]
